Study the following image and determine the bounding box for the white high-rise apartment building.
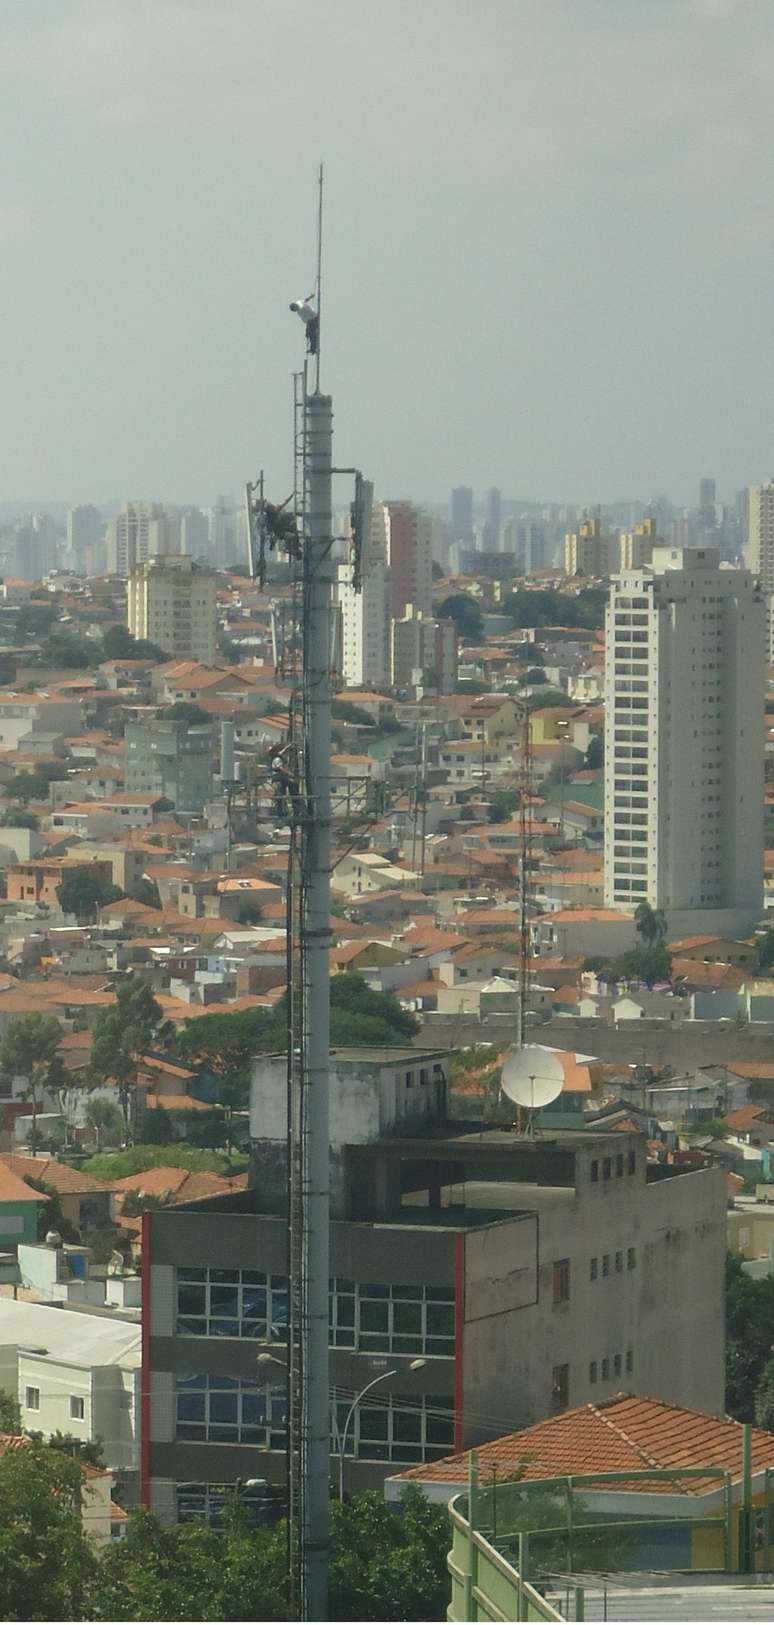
[604,546,764,935]
[128,555,218,665]
[746,481,774,591]
[106,503,174,577]
[337,489,391,688]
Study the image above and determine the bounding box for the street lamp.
[337,1359,426,1503]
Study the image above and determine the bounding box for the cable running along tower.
[246,168,332,1619]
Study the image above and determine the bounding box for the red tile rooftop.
[391,1394,774,1493]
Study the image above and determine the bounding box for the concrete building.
[385,501,433,620]
[127,555,218,665]
[66,505,102,573]
[106,502,173,577]
[337,488,391,688]
[141,1049,725,1522]
[391,605,457,693]
[124,719,213,813]
[0,1297,141,1476]
[483,487,501,552]
[564,516,611,578]
[450,486,474,547]
[618,517,658,572]
[180,508,209,560]
[604,546,764,935]
[746,480,774,591]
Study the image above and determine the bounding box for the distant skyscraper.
[483,487,501,551]
[746,481,774,591]
[336,486,391,688]
[127,555,218,664]
[12,517,57,582]
[180,508,209,560]
[450,486,474,546]
[384,501,433,620]
[66,505,102,572]
[698,478,716,526]
[106,502,173,577]
[206,499,237,568]
[605,546,763,933]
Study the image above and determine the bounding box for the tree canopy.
[0,1011,64,1138]
[57,866,121,922]
[500,585,606,630]
[0,1440,97,1621]
[726,1251,774,1420]
[437,593,483,642]
[90,975,163,1141]
[163,702,211,727]
[102,624,169,662]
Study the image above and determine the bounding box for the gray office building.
[125,719,213,813]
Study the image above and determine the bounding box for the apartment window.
[589,1361,598,1384]
[601,1358,609,1381]
[177,1481,276,1529]
[615,1251,623,1274]
[25,1387,40,1411]
[603,1158,612,1181]
[176,1373,286,1447]
[616,1154,624,1177]
[627,1247,636,1270]
[176,1267,288,1341]
[613,1353,622,1378]
[335,1392,454,1465]
[69,1396,85,1421]
[602,1254,610,1277]
[627,1150,636,1174]
[553,1259,571,1305]
[332,1280,455,1356]
[590,1160,599,1183]
[626,1349,634,1374]
[551,1363,569,1414]
[590,1257,598,1282]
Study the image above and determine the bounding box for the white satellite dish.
[501,1045,565,1112]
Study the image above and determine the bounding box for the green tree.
[82,1144,243,1181]
[0,1440,97,1620]
[437,593,483,642]
[634,902,668,946]
[38,632,102,669]
[93,1503,288,1622]
[487,789,519,824]
[610,944,672,986]
[329,1486,450,1621]
[726,1252,774,1420]
[163,702,211,726]
[26,1430,105,1467]
[521,666,547,685]
[140,1105,175,1145]
[0,808,38,830]
[0,1011,64,1139]
[759,928,774,971]
[84,1096,125,1151]
[0,1387,21,1432]
[755,1356,774,1430]
[90,975,163,1143]
[56,865,121,922]
[332,700,376,727]
[102,623,169,662]
[584,733,604,770]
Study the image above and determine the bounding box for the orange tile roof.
[393,1394,774,1492]
[0,1154,112,1194]
[0,1165,49,1204]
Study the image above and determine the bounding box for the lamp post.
[337,1359,426,1503]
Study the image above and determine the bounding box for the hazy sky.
[1,0,773,510]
